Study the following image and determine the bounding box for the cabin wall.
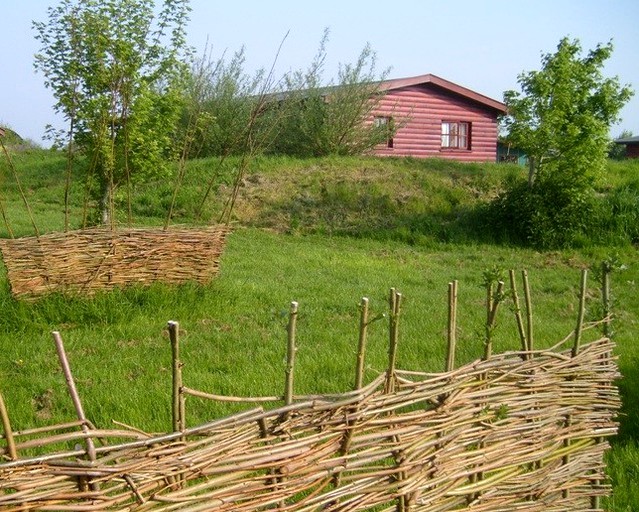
[626,144,639,158]
[370,85,500,162]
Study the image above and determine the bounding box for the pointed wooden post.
[169,321,185,433]
[509,269,529,359]
[522,270,534,354]
[563,269,588,500]
[354,297,370,389]
[446,281,458,372]
[593,262,612,510]
[284,302,299,408]
[572,270,588,358]
[334,297,371,492]
[484,280,504,360]
[0,391,17,460]
[386,289,402,393]
[602,262,612,338]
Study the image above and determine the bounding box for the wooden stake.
[602,262,611,339]
[335,297,370,492]
[522,270,534,354]
[386,289,402,393]
[446,281,458,372]
[484,280,504,360]
[509,270,529,359]
[52,331,98,492]
[593,262,611,512]
[168,321,184,434]
[572,270,588,358]
[0,390,17,460]
[355,297,370,390]
[284,302,299,407]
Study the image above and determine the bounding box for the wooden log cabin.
[369,74,507,162]
[613,135,639,158]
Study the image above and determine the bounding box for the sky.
[1,0,638,145]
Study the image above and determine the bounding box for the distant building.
[369,74,507,162]
[613,135,639,158]
[497,141,528,165]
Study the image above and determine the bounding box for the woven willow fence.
[0,270,621,511]
[0,225,231,299]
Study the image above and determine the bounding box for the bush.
[488,176,598,249]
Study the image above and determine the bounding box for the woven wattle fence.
[0,337,619,511]
[0,225,231,299]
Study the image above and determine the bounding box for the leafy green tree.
[502,37,633,188]
[34,0,191,226]
[493,38,633,248]
[183,47,271,159]
[272,29,393,157]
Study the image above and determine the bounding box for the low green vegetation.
[0,149,638,509]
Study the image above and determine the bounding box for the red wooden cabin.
[369,74,507,162]
[613,135,639,158]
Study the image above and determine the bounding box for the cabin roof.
[614,135,639,144]
[377,73,507,114]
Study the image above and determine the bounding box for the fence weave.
[0,225,231,299]
[0,337,619,511]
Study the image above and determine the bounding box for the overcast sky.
[2,0,638,145]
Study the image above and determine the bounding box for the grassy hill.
[0,149,638,509]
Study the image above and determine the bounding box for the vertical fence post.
[0,391,17,460]
[509,269,529,359]
[572,270,588,358]
[562,269,588,501]
[386,289,402,393]
[169,321,185,434]
[334,297,371,492]
[592,262,613,510]
[355,297,370,390]
[484,280,504,361]
[522,270,534,354]
[446,281,458,372]
[284,302,299,409]
[602,261,611,339]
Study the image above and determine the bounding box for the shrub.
[488,176,598,249]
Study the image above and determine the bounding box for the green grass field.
[0,149,638,509]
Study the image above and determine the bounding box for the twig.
[52,331,98,491]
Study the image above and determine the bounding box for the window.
[441,121,470,150]
[374,116,394,148]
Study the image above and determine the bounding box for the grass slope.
[0,149,638,509]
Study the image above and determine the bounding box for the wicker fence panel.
[0,337,619,511]
[0,226,231,299]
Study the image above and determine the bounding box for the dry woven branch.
[0,225,231,299]
[0,337,619,511]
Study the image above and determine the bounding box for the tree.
[502,37,633,188]
[34,0,191,226]
[492,38,634,248]
[272,29,393,157]
[182,46,273,159]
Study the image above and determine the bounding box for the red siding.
[626,144,639,158]
[369,84,501,162]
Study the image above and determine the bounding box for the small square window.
[441,121,470,150]
[374,116,394,148]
